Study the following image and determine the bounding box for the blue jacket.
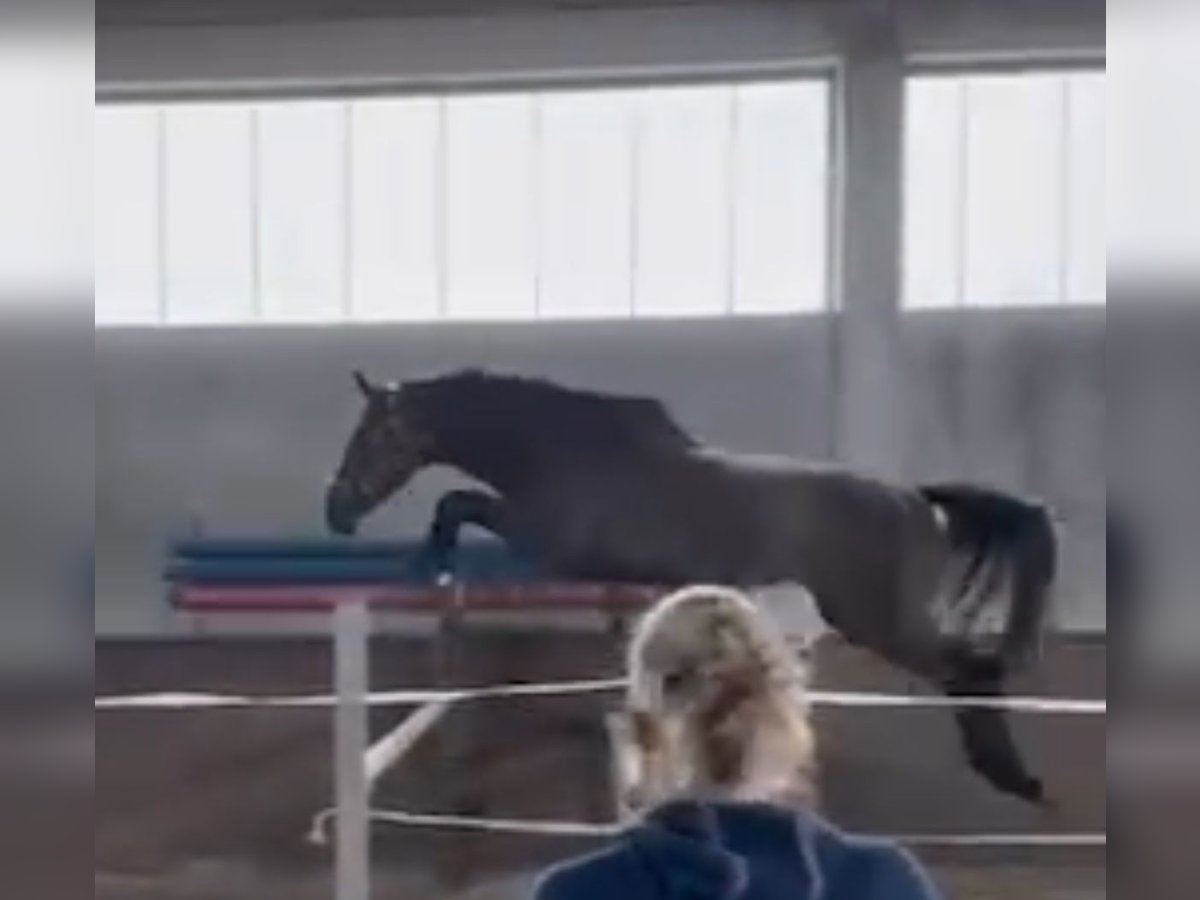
[534,801,943,900]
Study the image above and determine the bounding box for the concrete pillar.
[831,13,906,479]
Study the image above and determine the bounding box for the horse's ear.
[353,370,376,398]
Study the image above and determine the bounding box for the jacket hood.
[624,801,821,900]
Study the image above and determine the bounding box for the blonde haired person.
[535,585,943,900]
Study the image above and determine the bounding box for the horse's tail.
[920,483,1058,671]
[920,483,1058,806]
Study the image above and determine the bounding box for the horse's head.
[325,371,431,535]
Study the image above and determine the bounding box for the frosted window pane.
[96,107,159,324]
[162,105,253,325]
[258,102,346,323]
[445,95,536,320]
[904,70,1104,310]
[98,78,829,326]
[733,82,828,314]
[963,74,1063,307]
[349,99,439,321]
[634,86,730,317]
[904,79,964,310]
[1066,73,1105,305]
[539,90,634,319]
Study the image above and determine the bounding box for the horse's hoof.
[1035,790,1062,815]
[435,571,453,587]
[1019,777,1049,807]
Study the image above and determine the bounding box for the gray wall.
[95,309,1104,636]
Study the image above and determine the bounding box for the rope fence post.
[334,597,371,900]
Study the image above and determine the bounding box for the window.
[162,104,254,324]
[539,89,634,319]
[257,102,346,323]
[95,80,830,326]
[904,70,1105,309]
[444,94,539,320]
[95,107,159,324]
[348,98,439,322]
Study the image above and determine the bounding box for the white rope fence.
[305,807,1106,849]
[94,677,1107,715]
[98,671,1107,856]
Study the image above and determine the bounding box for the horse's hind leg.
[889,630,1045,806]
[944,646,1046,805]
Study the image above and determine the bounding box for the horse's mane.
[405,369,697,458]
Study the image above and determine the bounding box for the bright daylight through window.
[904,70,1105,309]
[97,68,1105,325]
[96,81,830,326]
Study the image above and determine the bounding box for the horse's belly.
[519,472,756,583]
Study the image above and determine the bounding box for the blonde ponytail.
[622,585,816,809]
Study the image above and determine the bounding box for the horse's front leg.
[424,489,506,578]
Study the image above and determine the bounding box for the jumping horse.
[325,370,1058,805]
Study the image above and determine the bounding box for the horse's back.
[667,451,944,589]
[517,445,947,609]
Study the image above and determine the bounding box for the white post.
[366,701,451,789]
[334,599,371,900]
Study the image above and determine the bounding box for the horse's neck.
[422,390,689,492]
[430,428,536,497]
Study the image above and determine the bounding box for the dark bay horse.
[326,370,1058,805]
